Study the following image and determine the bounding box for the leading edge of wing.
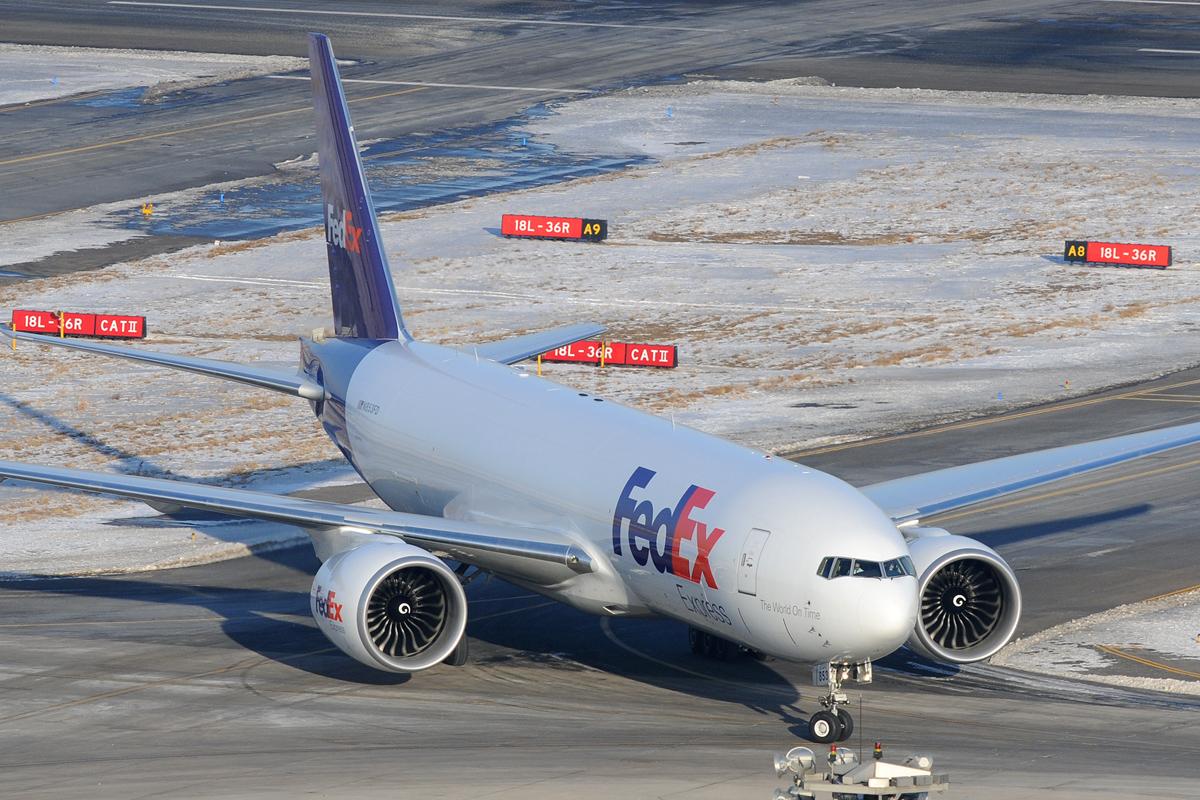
[861,420,1200,524]
[0,325,323,400]
[469,322,606,365]
[0,460,592,575]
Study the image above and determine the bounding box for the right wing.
[860,420,1200,525]
[0,325,324,400]
[0,461,593,581]
[469,322,606,365]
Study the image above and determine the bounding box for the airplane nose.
[857,579,918,657]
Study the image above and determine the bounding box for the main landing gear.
[688,626,741,661]
[808,660,871,744]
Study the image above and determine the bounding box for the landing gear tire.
[808,710,842,744]
[835,708,854,741]
[443,636,469,667]
[688,627,738,661]
[688,627,704,655]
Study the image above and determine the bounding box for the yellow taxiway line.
[1097,644,1200,681]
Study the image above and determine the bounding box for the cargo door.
[737,528,771,596]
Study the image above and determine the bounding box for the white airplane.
[4,33,1200,745]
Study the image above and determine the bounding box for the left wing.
[0,325,324,400]
[0,461,593,580]
[469,322,605,365]
[860,420,1200,524]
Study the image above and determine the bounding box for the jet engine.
[904,532,1021,664]
[310,540,468,672]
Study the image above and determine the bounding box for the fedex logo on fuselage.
[313,585,344,623]
[325,203,363,254]
[612,466,726,589]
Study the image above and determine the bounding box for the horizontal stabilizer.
[0,325,323,400]
[862,420,1200,524]
[470,322,606,365]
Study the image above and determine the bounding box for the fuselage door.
[737,528,771,596]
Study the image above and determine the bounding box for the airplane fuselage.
[303,336,919,664]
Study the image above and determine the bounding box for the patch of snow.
[0,44,304,107]
[7,80,1200,574]
[993,589,1200,696]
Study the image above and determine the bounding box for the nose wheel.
[808,661,869,744]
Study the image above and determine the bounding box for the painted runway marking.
[784,376,1200,459]
[1138,48,1200,55]
[1122,395,1200,403]
[0,616,221,628]
[107,1,725,32]
[0,86,425,168]
[1083,547,1121,558]
[1097,645,1200,681]
[1144,582,1200,602]
[930,455,1200,523]
[267,73,591,94]
[471,600,556,622]
[1101,0,1200,6]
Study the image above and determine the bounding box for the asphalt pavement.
[1,367,1199,798]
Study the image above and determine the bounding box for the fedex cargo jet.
[5,33,1200,744]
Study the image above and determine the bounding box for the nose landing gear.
[808,660,871,744]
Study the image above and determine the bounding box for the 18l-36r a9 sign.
[501,214,607,242]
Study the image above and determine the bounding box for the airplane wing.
[860,420,1200,525]
[469,322,606,365]
[0,461,593,580]
[0,325,323,400]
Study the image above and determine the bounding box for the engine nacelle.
[311,541,468,673]
[905,533,1021,664]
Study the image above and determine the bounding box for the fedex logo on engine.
[325,203,363,254]
[612,466,725,589]
[313,585,344,623]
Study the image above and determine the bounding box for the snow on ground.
[6,80,1200,577]
[0,43,304,107]
[993,589,1200,695]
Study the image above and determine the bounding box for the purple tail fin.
[308,33,407,341]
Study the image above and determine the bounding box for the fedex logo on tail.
[313,585,344,623]
[612,467,725,589]
[325,203,363,254]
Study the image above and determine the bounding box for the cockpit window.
[818,555,915,580]
[852,560,882,578]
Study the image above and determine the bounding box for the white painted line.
[266,74,590,94]
[1138,48,1200,55]
[1100,0,1200,5]
[106,1,724,32]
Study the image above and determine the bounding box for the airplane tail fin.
[308,33,408,341]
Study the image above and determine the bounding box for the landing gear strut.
[808,660,870,744]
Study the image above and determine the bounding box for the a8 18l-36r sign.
[1064,240,1171,269]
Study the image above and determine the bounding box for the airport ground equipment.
[772,745,949,800]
